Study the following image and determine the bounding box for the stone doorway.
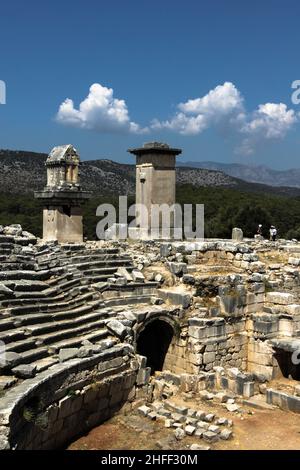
[273,348,300,380]
[136,319,174,374]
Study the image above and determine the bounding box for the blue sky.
[0,0,300,168]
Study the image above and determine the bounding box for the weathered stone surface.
[3,224,22,236]
[265,292,295,305]
[174,427,185,440]
[12,364,36,378]
[220,429,233,440]
[59,348,79,362]
[131,270,145,282]
[0,376,17,390]
[203,431,219,443]
[116,267,133,281]
[232,228,243,242]
[0,284,13,295]
[190,443,210,450]
[107,320,127,339]
[226,403,240,412]
[1,352,22,369]
[185,425,196,435]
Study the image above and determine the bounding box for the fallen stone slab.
[204,413,215,422]
[208,425,220,434]
[137,405,151,417]
[164,419,173,428]
[12,364,37,379]
[195,428,206,438]
[190,443,210,450]
[185,425,196,435]
[106,319,127,339]
[59,348,79,362]
[116,267,133,281]
[196,420,209,430]
[220,429,233,440]
[131,270,145,282]
[226,403,240,412]
[174,427,185,440]
[203,431,219,443]
[158,289,191,308]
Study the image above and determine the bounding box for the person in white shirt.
[269,225,277,241]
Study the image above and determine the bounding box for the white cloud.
[152,82,244,135]
[241,103,296,138]
[236,103,297,155]
[151,113,207,135]
[178,81,243,116]
[152,82,297,154]
[56,81,298,155]
[56,83,148,134]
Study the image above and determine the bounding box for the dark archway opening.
[137,320,174,374]
[274,348,300,380]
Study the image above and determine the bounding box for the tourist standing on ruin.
[257,224,263,236]
[269,225,277,241]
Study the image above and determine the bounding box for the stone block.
[59,348,79,362]
[12,364,36,378]
[106,319,127,339]
[185,425,196,435]
[265,292,295,305]
[203,431,219,443]
[220,429,233,440]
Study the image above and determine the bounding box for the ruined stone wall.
[0,346,139,450]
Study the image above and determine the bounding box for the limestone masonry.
[0,143,300,450]
[34,145,91,243]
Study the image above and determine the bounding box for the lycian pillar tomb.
[35,144,91,243]
[128,142,182,238]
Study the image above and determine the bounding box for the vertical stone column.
[35,144,91,243]
[128,142,181,238]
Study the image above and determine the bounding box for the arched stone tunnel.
[136,318,176,374]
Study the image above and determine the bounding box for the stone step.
[103,282,158,294]
[0,285,89,307]
[47,328,110,353]
[83,274,120,283]
[31,356,59,373]
[2,280,49,292]
[0,269,65,281]
[35,318,108,346]
[62,253,130,263]
[81,265,134,276]
[0,318,16,332]
[0,328,26,343]
[0,262,37,271]
[46,272,73,287]
[0,243,15,249]
[12,303,105,329]
[12,287,59,299]
[69,259,134,270]
[0,236,16,244]
[20,346,49,364]
[5,337,38,353]
[50,300,103,321]
[103,294,154,307]
[46,278,83,294]
[3,292,95,316]
[0,249,13,255]
[24,310,108,338]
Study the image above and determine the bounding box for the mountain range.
[179,161,300,188]
[1,149,300,198]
